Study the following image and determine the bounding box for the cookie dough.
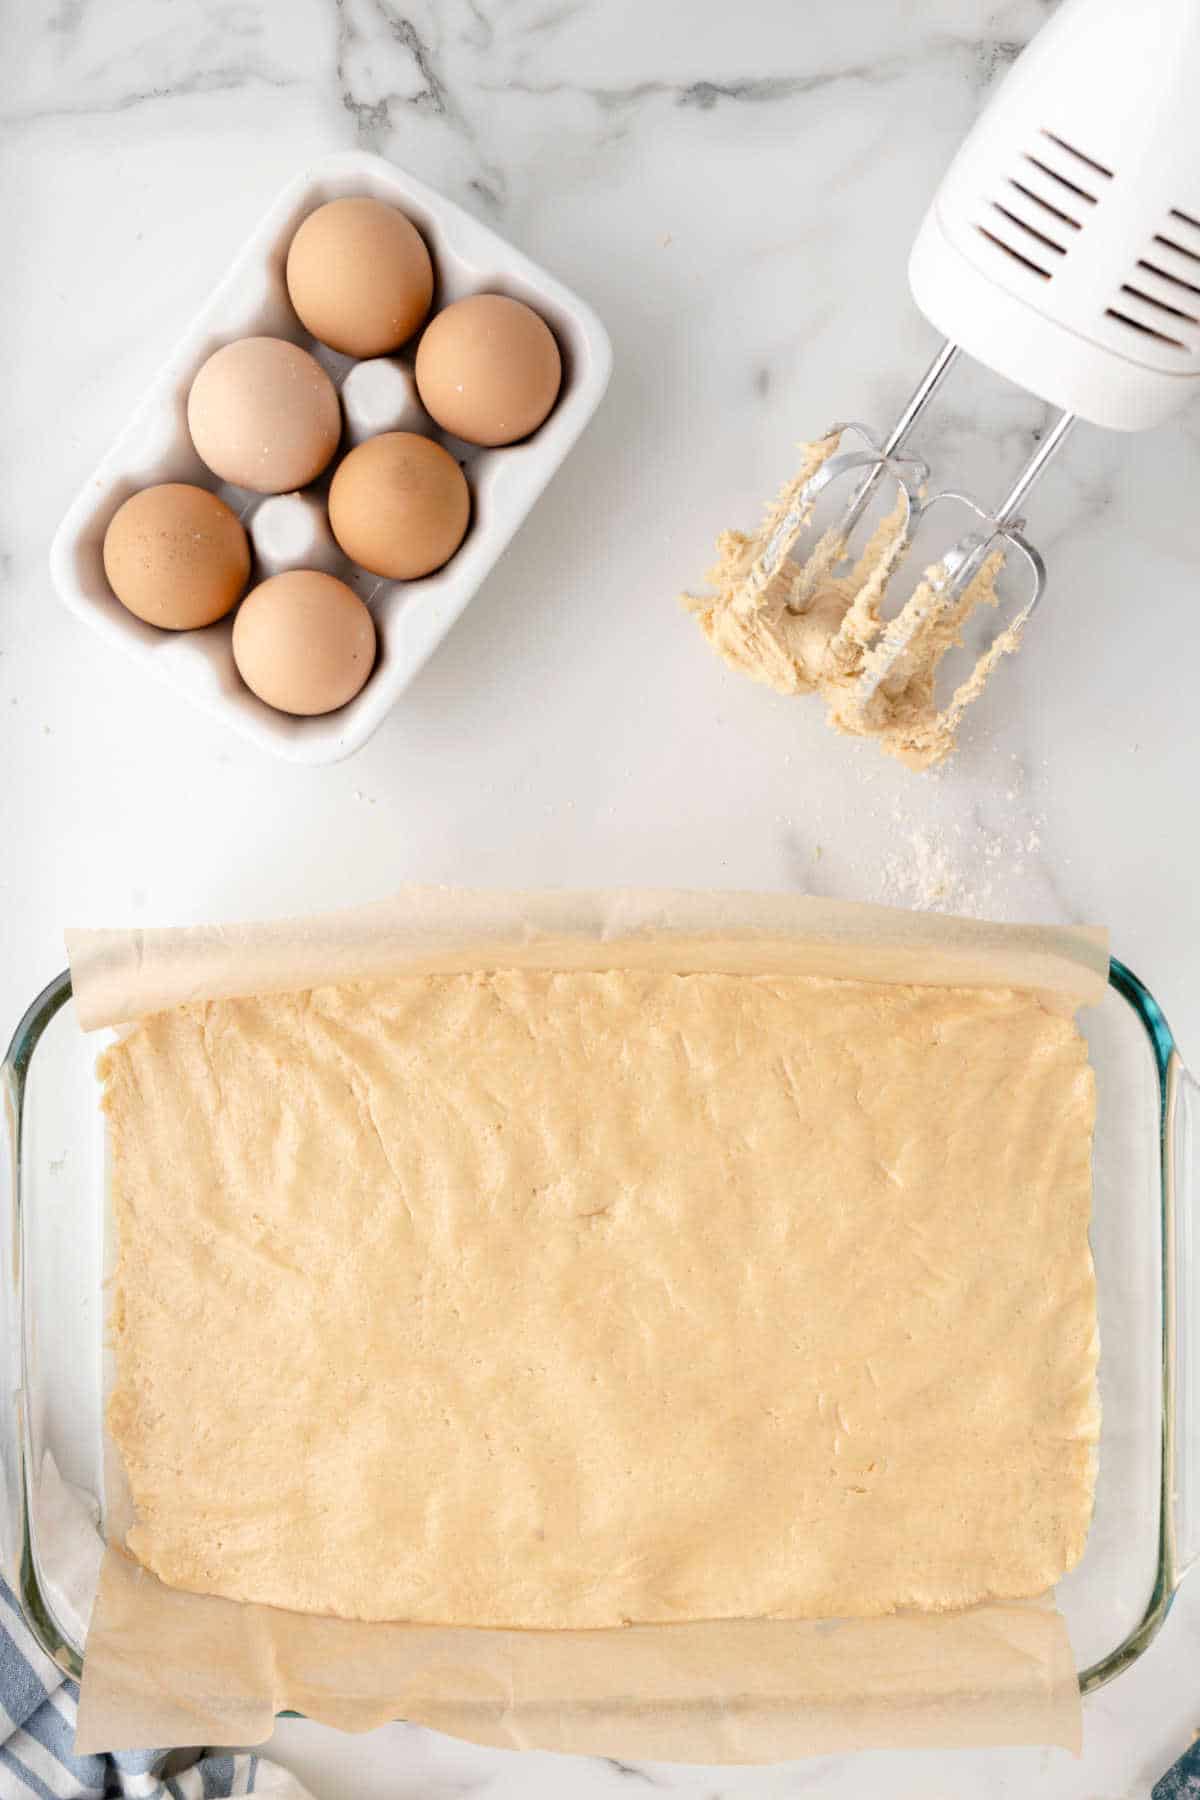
[684,438,1020,769]
[102,969,1098,1628]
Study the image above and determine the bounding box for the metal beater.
[779,0,1200,720]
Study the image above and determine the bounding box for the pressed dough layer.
[102,970,1099,1628]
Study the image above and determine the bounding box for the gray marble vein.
[473,24,1045,113]
[599,1756,664,1784]
[335,0,508,205]
[47,0,89,32]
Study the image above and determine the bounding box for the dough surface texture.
[683,438,1022,770]
[102,969,1098,1627]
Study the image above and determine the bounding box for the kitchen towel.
[1155,1741,1200,1798]
[0,1576,311,1798]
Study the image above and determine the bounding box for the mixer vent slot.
[1106,209,1200,353]
[976,226,1052,279]
[1155,210,1200,266]
[1104,308,1187,350]
[1040,130,1113,182]
[1137,258,1200,299]
[990,202,1067,258]
[1006,179,1081,233]
[978,128,1112,282]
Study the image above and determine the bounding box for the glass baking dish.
[1,960,1196,1701]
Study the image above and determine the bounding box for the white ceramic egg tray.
[49,151,613,765]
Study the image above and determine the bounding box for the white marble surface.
[3,1,1199,1793]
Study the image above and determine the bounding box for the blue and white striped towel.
[1155,1740,1200,1798]
[0,1578,311,1800]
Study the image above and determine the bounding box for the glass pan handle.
[1169,1054,1200,1582]
[0,1049,29,1598]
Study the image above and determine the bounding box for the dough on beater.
[683,437,1018,769]
[102,968,1098,1629]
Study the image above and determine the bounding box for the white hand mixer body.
[782,0,1200,716]
[912,0,1200,434]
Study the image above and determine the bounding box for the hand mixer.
[771,0,1200,729]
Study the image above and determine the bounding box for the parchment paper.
[68,887,1108,1760]
[67,886,1108,1030]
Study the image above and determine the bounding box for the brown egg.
[286,197,434,358]
[414,293,562,446]
[328,432,470,580]
[187,337,341,493]
[102,483,250,629]
[232,571,376,716]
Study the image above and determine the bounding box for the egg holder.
[49,151,613,765]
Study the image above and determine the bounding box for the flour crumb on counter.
[876,784,1049,914]
[790,759,1050,918]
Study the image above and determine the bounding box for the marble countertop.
[4,1,1198,1794]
